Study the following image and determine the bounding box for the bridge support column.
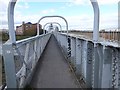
[75,38,82,75]
[86,42,94,88]
[118,48,120,89]
[101,47,119,88]
[100,47,112,88]
[3,44,17,88]
[70,37,76,69]
[92,44,102,88]
[92,44,103,88]
[81,41,87,83]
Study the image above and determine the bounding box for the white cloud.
[98,0,119,5]
[1,11,118,30]
[0,0,30,29]
[58,12,117,30]
[0,0,9,7]
[70,0,119,5]
[0,0,9,15]
[38,15,94,30]
[41,9,55,14]
[65,15,94,30]
[16,2,29,9]
[60,6,66,9]
[24,3,29,8]
[0,0,9,29]
[2,0,119,4]
[70,0,87,5]
[100,13,118,29]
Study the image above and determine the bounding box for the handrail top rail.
[3,33,51,48]
[16,33,51,45]
[58,33,120,48]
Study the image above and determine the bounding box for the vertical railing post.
[90,0,100,88]
[3,44,17,88]
[37,23,40,35]
[3,0,17,88]
[86,42,94,88]
[75,38,82,75]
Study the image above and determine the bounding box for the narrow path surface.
[30,34,80,88]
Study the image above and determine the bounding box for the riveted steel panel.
[101,47,112,88]
[75,38,82,75]
[86,41,94,88]
[71,37,76,69]
[81,40,87,82]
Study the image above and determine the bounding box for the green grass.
[16,35,31,40]
[1,35,33,42]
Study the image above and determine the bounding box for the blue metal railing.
[3,33,51,88]
[54,32,120,88]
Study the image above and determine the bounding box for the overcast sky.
[0,0,119,31]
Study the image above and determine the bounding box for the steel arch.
[43,22,62,34]
[37,15,68,35]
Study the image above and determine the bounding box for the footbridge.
[1,0,120,89]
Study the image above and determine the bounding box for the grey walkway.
[30,35,80,88]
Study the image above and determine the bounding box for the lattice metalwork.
[67,36,71,59]
[112,48,119,88]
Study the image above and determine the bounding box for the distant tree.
[101,29,105,32]
[2,32,9,41]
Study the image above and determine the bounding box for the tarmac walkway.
[29,34,80,88]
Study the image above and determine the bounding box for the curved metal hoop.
[43,22,62,34]
[90,0,100,42]
[37,15,68,35]
[8,0,17,43]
